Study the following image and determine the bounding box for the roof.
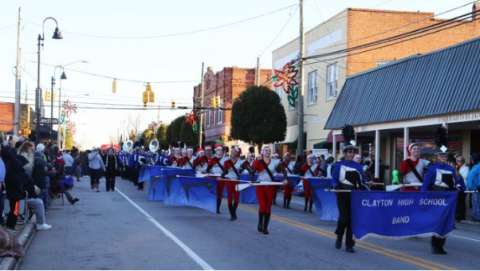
[325,37,480,130]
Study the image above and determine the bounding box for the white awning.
[279,125,298,144]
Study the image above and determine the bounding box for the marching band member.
[252,145,282,234]
[169,148,182,167]
[221,146,245,221]
[207,145,227,214]
[193,148,208,172]
[332,125,366,253]
[299,154,321,212]
[277,152,296,209]
[422,128,465,255]
[205,145,213,160]
[183,148,195,169]
[399,143,429,191]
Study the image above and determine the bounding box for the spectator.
[455,155,469,221]
[467,153,480,220]
[104,148,118,192]
[0,140,5,225]
[3,139,51,230]
[17,141,35,177]
[32,143,51,208]
[88,148,105,192]
[63,151,74,176]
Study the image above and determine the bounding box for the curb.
[0,222,36,270]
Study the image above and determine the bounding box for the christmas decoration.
[62,100,77,118]
[272,60,299,107]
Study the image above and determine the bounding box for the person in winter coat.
[88,149,105,192]
[104,148,118,192]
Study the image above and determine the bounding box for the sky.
[0,0,474,149]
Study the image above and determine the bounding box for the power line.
[305,8,480,62]
[258,5,298,57]
[301,0,477,55]
[304,13,480,66]
[26,4,297,40]
[31,62,196,84]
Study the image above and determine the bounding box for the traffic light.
[211,96,217,108]
[171,100,176,109]
[142,82,155,107]
[216,96,222,108]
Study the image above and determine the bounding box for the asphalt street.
[20,177,480,270]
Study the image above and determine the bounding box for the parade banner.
[309,178,338,221]
[178,176,217,213]
[145,166,194,202]
[351,191,457,239]
[239,174,257,204]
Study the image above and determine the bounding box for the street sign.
[37,117,59,125]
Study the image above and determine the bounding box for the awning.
[313,141,331,149]
[327,131,343,143]
[279,125,298,144]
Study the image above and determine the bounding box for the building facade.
[272,6,480,151]
[325,38,480,183]
[0,102,33,136]
[193,67,272,146]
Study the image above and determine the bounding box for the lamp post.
[50,66,67,143]
[54,60,88,148]
[35,17,62,144]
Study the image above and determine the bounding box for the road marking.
[240,205,453,270]
[450,234,480,242]
[115,188,214,270]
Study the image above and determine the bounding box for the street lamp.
[35,17,62,144]
[53,60,88,149]
[50,66,66,141]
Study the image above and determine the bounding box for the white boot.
[36,224,52,231]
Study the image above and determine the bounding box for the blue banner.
[239,174,257,204]
[144,166,195,202]
[351,191,458,239]
[309,178,338,221]
[178,176,217,213]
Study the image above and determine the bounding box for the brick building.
[273,4,480,152]
[193,67,272,145]
[0,102,33,136]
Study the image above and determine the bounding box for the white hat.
[36,143,45,152]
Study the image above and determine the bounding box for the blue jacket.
[466,163,480,191]
[422,162,465,191]
[332,160,366,188]
[0,158,5,183]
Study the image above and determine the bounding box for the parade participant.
[205,145,213,159]
[299,153,321,212]
[193,148,208,172]
[277,152,296,209]
[207,145,227,213]
[105,148,118,192]
[422,128,465,255]
[169,148,182,167]
[222,146,244,221]
[399,143,429,191]
[252,145,282,234]
[332,125,365,253]
[182,148,195,169]
[271,152,282,205]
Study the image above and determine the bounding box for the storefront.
[325,38,480,183]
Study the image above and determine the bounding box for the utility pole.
[296,0,305,156]
[255,56,260,86]
[50,76,55,139]
[198,62,205,147]
[14,7,21,136]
